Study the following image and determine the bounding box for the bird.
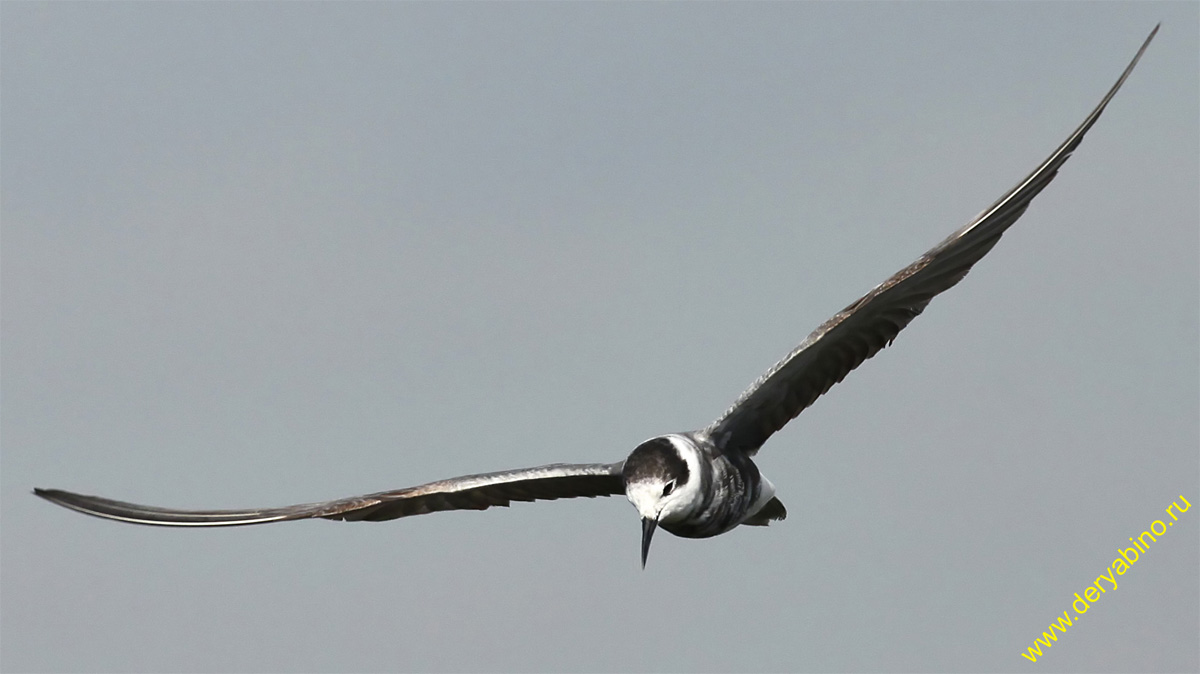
[35,27,1156,568]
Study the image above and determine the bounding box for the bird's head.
[622,435,699,568]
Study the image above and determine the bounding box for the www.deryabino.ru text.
[1020,494,1191,664]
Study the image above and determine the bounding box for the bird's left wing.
[34,462,625,527]
[704,26,1157,455]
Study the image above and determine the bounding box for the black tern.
[36,28,1157,568]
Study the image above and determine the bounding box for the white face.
[626,476,687,523]
[624,434,703,524]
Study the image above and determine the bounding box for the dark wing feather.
[34,462,625,527]
[705,26,1157,455]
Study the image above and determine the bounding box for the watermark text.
[1020,494,1191,663]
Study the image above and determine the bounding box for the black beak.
[641,517,658,569]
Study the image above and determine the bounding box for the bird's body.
[624,434,782,541]
[35,27,1158,567]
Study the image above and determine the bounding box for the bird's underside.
[35,27,1157,531]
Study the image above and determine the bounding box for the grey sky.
[2,3,1197,673]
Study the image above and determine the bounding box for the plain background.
[2,3,1196,673]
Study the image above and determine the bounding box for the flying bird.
[36,28,1157,568]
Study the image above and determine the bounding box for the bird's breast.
[660,451,761,539]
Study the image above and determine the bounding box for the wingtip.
[33,487,67,500]
[33,487,72,510]
[1139,24,1160,57]
[33,487,78,508]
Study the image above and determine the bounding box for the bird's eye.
[662,481,676,497]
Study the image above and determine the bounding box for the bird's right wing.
[34,462,625,527]
[704,26,1157,455]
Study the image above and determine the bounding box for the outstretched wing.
[705,26,1157,455]
[34,462,625,527]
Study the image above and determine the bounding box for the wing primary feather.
[34,462,625,527]
[705,26,1157,455]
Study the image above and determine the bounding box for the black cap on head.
[622,437,690,485]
